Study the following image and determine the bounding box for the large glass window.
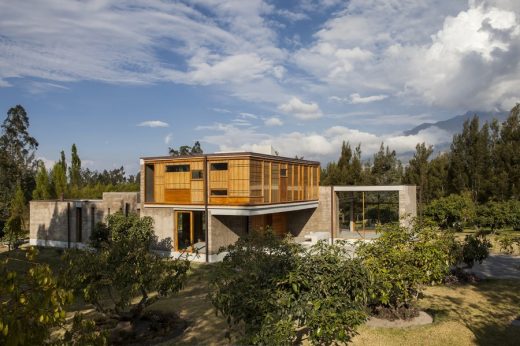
[210,162,228,171]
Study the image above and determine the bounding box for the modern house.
[30,151,417,262]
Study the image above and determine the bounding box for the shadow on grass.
[422,279,520,346]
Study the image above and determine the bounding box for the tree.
[209,231,370,345]
[424,193,476,231]
[51,162,67,199]
[0,247,72,345]
[2,184,27,250]
[0,105,38,222]
[370,143,402,185]
[69,144,81,189]
[356,220,455,317]
[61,212,190,321]
[404,143,433,204]
[169,141,204,156]
[426,153,449,201]
[32,162,51,200]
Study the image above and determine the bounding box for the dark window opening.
[280,168,288,177]
[191,170,203,179]
[124,203,130,217]
[145,164,155,203]
[210,162,228,171]
[90,206,95,233]
[76,207,82,243]
[211,189,228,196]
[166,164,190,172]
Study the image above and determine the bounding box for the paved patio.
[470,254,520,279]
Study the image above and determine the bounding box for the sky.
[1,0,519,174]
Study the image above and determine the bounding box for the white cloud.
[278,97,323,120]
[37,156,55,169]
[264,117,283,126]
[200,121,452,163]
[138,120,169,128]
[240,112,258,119]
[330,93,388,104]
[164,133,173,144]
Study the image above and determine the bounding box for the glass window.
[211,189,228,196]
[191,170,203,179]
[280,168,288,177]
[166,164,190,172]
[210,162,228,171]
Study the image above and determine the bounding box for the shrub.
[424,193,476,231]
[476,201,510,231]
[209,231,370,345]
[458,234,491,268]
[61,212,190,320]
[1,215,26,251]
[497,233,520,255]
[89,221,110,249]
[507,200,520,231]
[356,220,454,315]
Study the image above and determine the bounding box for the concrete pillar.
[399,185,417,227]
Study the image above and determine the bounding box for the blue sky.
[1,0,519,174]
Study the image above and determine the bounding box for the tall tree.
[51,162,67,199]
[404,143,433,203]
[427,153,449,201]
[59,150,67,173]
[69,143,82,188]
[32,161,51,200]
[0,105,38,221]
[370,143,402,185]
[169,141,204,156]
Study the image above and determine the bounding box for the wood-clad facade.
[142,153,320,206]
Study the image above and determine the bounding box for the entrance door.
[174,211,206,252]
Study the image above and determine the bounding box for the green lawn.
[2,246,520,345]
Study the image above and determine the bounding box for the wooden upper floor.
[141,152,320,206]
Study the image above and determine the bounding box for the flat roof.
[140,151,320,165]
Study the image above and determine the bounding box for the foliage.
[2,184,28,250]
[458,234,491,268]
[61,212,190,320]
[62,314,108,346]
[169,141,204,156]
[209,231,370,345]
[370,143,403,185]
[0,247,73,345]
[356,220,454,312]
[497,233,520,255]
[51,162,67,199]
[476,201,510,231]
[69,143,82,189]
[89,221,110,249]
[32,161,51,200]
[424,193,476,231]
[0,105,38,222]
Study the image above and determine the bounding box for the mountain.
[403,110,509,136]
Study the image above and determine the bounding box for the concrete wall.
[30,192,139,248]
[140,207,174,250]
[398,185,417,227]
[208,213,247,254]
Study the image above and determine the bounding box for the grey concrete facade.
[30,192,139,248]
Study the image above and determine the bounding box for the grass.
[2,246,520,345]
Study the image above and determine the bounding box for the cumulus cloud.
[278,97,323,120]
[199,121,451,162]
[264,117,283,126]
[138,120,169,128]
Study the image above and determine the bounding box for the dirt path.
[471,254,520,279]
[151,264,229,346]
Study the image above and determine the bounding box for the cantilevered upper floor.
[140,152,320,206]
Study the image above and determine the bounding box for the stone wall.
[140,207,174,250]
[208,213,247,254]
[30,192,139,248]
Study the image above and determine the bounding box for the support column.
[399,185,417,227]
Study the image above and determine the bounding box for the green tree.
[0,247,72,345]
[356,220,455,315]
[424,193,476,231]
[426,153,449,201]
[370,143,402,185]
[69,144,82,189]
[0,105,38,222]
[2,184,28,250]
[51,162,67,199]
[61,212,190,321]
[404,143,433,204]
[209,231,370,345]
[169,141,204,156]
[32,162,51,200]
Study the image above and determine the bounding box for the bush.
[209,231,370,345]
[356,220,454,315]
[424,193,476,231]
[497,233,520,255]
[476,201,510,231]
[61,212,190,320]
[458,234,491,268]
[1,215,26,251]
[89,221,110,249]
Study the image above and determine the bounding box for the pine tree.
[2,184,27,250]
[33,162,51,200]
[404,143,433,203]
[370,143,402,185]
